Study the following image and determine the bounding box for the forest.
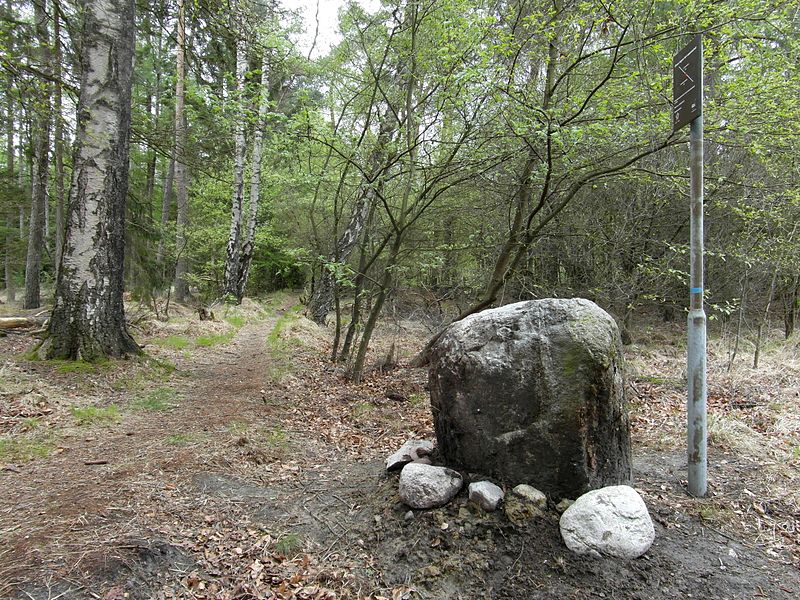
[1,0,799,598]
[1,0,798,370]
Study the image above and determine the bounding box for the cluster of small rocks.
[386,439,655,560]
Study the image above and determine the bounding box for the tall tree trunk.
[349,2,419,382]
[338,203,377,364]
[4,9,15,302]
[350,235,402,383]
[223,36,247,299]
[4,213,13,302]
[144,13,163,212]
[172,0,189,302]
[47,0,139,360]
[308,112,395,324]
[785,277,798,339]
[754,268,778,369]
[23,0,52,309]
[53,0,66,280]
[234,50,269,301]
[156,155,174,266]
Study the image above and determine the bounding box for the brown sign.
[673,35,703,131]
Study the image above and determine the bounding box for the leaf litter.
[0,300,799,599]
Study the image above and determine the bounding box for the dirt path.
[2,307,799,599]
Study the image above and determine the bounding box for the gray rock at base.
[429,298,631,499]
[468,481,504,511]
[399,463,463,509]
[386,439,434,471]
[559,485,655,559]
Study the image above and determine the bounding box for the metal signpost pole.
[673,34,707,497]
[687,113,707,497]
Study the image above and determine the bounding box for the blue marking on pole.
[690,287,703,293]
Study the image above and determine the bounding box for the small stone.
[559,485,655,559]
[512,484,547,509]
[421,565,441,578]
[468,481,505,511]
[556,498,575,514]
[399,463,463,509]
[404,510,414,521]
[727,548,738,559]
[386,439,435,471]
[503,484,547,525]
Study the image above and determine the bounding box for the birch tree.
[47,0,139,359]
[234,48,270,301]
[222,30,248,298]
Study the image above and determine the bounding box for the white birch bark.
[234,49,270,300]
[223,35,248,298]
[48,0,139,359]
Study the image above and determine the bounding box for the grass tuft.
[166,433,198,445]
[154,336,191,350]
[71,404,120,426]
[133,387,179,411]
[0,435,56,461]
[195,331,235,347]
[225,315,246,328]
[275,533,303,557]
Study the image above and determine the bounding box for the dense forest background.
[1,0,799,378]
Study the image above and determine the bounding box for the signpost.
[673,34,707,498]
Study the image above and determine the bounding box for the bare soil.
[1,297,798,599]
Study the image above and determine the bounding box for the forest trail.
[1,299,799,599]
[0,312,294,594]
[0,301,431,597]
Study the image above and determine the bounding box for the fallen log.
[0,316,47,330]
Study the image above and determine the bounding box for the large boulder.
[429,299,631,498]
[559,485,655,559]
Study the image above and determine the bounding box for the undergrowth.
[0,435,56,461]
[133,387,179,411]
[71,404,120,426]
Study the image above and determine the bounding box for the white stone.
[468,481,505,511]
[386,439,435,471]
[399,463,463,509]
[559,485,655,559]
[512,484,547,509]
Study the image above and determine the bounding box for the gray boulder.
[468,481,504,511]
[386,439,434,471]
[429,298,631,498]
[399,463,463,509]
[559,485,655,559]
